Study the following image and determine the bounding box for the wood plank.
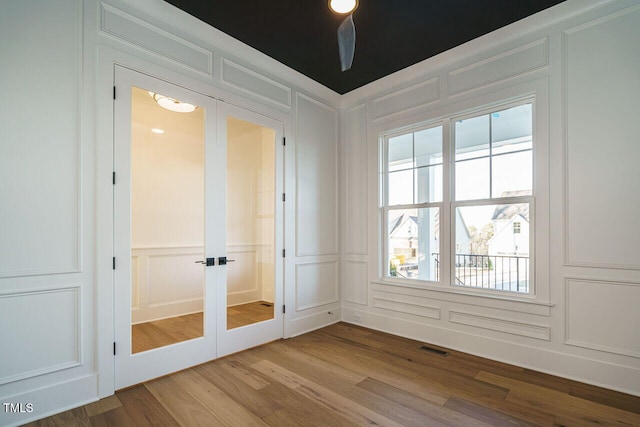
[251,359,406,427]
[219,359,273,390]
[443,396,541,427]
[116,384,180,427]
[358,377,495,427]
[169,368,269,426]
[476,370,640,426]
[83,395,122,417]
[258,382,359,427]
[193,360,280,418]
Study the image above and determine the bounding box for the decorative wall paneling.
[100,3,213,76]
[372,290,441,320]
[227,244,274,306]
[562,4,640,269]
[295,93,339,257]
[448,310,551,341]
[565,278,640,358]
[0,286,81,385]
[0,0,82,278]
[221,58,292,109]
[343,259,368,305]
[447,38,549,96]
[130,247,204,324]
[295,261,339,311]
[371,78,440,120]
[0,1,98,425]
[288,92,341,336]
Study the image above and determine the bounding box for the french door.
[215,102,284,357]
[114,66,284,389]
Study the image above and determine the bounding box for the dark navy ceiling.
[165,0,565,94]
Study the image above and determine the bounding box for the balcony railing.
[433,253,529,293]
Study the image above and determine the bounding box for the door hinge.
[113,342,116,355]
[112,257,116,270]
[112,171,116,185]
[283,304,286,314]
[113,86,116,100]
[282,193,285,202]
[282,249,286,258]
[282,137,286,146]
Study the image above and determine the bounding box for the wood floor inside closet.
[26,322,640,426]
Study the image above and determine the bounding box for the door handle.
[195,258,216,266]
[218,256,235,265]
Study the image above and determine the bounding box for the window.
[384,126,442,281]
[382,101,533,294]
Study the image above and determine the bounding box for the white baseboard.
[342,307,640,397]
[286,309,342,338]
[0,374,99,427]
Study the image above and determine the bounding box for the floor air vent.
[420,345,449,356]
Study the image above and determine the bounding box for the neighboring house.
[389,210,471,279]
[488,200,530,256]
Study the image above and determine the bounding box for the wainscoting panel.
[0,286,81,385]
[227,244,261,306]
[0,0,81,277]
[372,78,439,119]
[566,278,640,358]
[448,38,548,95]
[449,310,550,340]
[100,3,213,76]
[563,5,640,269]
[221,58,292,109]
[343,104,368,256]
[344,260,368,305]
[373,290,441,320]
[295,93,339,257]
[295,261,339,311]
[131,247,204,324]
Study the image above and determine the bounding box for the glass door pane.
[129,86,205,352]
[226,117,276,330]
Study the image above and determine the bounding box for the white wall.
[340,0,640,397]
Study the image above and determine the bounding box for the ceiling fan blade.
[337,14,356,71]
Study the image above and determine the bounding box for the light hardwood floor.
[132,302,274,353]
[26,322,640,426]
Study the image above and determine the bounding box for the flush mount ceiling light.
[148,91,197,113]
[328,0,358,14]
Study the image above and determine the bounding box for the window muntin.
[382,101,534,295]
[454,103,533,201]
[386,126,443,205]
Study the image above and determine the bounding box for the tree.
[469,223,494,255]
